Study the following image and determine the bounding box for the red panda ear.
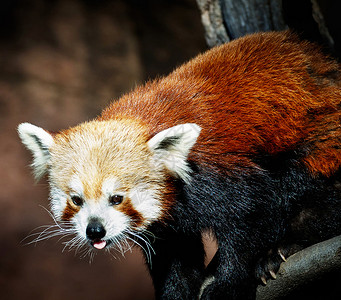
[17,123,54,181]
[147,123,201,183]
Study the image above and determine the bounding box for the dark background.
[0,0,206,299]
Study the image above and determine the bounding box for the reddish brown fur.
[117,197,145,227]
[62,200,80,221]
[99,31,341,178]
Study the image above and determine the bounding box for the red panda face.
[47,120,167,251]
[18,120,200,254]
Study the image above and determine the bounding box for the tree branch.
[196,0,287,46]
[196,0,230,47]
[311,0,335,49]
[256,235,341,299]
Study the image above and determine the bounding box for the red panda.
[18,31,341,299]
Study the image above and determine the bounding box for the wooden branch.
[196,0,230,47]
[219,0,287,39]
[311,0,335,49]
[256,235,341,299]
[196,0,287,47]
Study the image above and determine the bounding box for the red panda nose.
[86,220,106,241]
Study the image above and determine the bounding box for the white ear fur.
[17,122,54,180]
[148,123,201,183]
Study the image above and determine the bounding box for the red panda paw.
[254,244,303,285]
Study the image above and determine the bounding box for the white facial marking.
[102,177,122,198]
[73,200,130,241]
[72,177,129,241]
[69,175,84,197]
[49,185,68,220]
[129,185,162,223]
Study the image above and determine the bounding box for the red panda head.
[18,120,200,252]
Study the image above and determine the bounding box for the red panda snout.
[86,218,107,249]
[86,218,106,240]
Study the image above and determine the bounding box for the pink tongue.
[93,240,107,250]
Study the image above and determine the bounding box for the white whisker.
[125,229,156,267]
[127,235,151,265]
[62,235,82,252]
[23,205,158,266]
[22,205,83,254]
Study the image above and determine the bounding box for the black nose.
[86,220,106,240]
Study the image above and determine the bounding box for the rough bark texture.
[196,0,341,58]
[196,0,230,47]
[196,0,287,46]
[220,0,286,38]
[311,0,335,49]
[256,235,341,299]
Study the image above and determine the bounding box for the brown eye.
[109,195,123,206]
[71,195,83,207]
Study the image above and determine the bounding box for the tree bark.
[219,0,286,38]
[196,0,287,47]
[256,235,341,299]
[196,0,230,47]
[196,0,340,57]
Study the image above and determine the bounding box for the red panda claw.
[261,276,267,285]
[278,250,287,262]
[269,270,277,279]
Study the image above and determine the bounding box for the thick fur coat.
[18,31,341,299]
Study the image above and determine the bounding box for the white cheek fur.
[49,185,68,220]
[129,185,162,223]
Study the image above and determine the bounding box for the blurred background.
[0,0,206,299]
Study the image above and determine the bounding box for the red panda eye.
[71,195,83,207]
[109,195,123,206]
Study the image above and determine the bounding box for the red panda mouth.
[92,239,108,250]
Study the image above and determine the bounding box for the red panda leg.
[200,243,258,300]
[147,230,206,299]
[255,169,341,285]
[254,244,303,285]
